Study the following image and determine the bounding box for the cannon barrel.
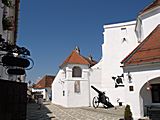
[91,85,103,94]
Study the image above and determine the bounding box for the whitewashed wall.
[100,21,139,105]
[102,21,138,88]
[52,63,90,107]
[52,69,68,107]
[67,80,89,107]
[89,61,102,106]
[140,7,160,40]
[124,65,160,119]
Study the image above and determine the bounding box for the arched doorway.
[140,77,160,118]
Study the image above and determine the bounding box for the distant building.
[32,75,55,101]
[52,0,160,119]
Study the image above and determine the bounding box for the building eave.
[103,20,136,29]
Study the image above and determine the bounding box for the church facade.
[52,0,160,119]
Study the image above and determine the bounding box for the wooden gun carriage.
[91,85,114,108]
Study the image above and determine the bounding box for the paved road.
[27,102,124,120]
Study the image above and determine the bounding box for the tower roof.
[60,48,97,68]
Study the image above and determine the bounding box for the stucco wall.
[140,8,160,40]
[99,21,139,107]
[89,62,102,106]
[52,69,68,106]
[102,21,138,88]
[67,80,89,107]
[52,64,90,107]
[124,67,160,119]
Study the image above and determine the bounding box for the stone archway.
[140,77,160,117]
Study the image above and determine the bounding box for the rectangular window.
[63,90,65,96]
[129,86,134,91]
[151,84,160,103]
[74,81,80,93]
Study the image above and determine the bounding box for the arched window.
[72,66,82,77]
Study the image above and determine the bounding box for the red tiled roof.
[83,56,97,67]
[139,0,160,15]
[121,24,160,66]
[33,75,55,89]
[60,50,97,67]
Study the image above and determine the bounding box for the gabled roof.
[60,49,97,68]
[83,56,97,67]
[121,24,160,66]
[33,75,55,89]
[139,0,160,15]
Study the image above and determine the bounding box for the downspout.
[88,68,91,107]
[13,0,20,45]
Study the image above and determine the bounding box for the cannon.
[91,85,114,108]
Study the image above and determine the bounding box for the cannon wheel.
[92,96,99,108]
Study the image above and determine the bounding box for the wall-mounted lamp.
[146,82,152,91]
[127,72,132,83]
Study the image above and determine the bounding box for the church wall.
[67,79,89,107]
[52,69,68,107]
[140,8,160,40]
[124,65,160,119]
[52,63,90,107]
[89,61,102,106]
[102,21,138,88]
[102,87,125,106]
[99,21,139,106]
[66,64,90,107]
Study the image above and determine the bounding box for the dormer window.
[72,66,82,77]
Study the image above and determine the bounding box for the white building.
[52,47,97,107]
[32,75,55,101]
[52,0,160,119]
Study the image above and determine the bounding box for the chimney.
[88,54,93,61]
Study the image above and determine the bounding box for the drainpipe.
[88,69,91,107]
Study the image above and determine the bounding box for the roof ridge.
[60,49,91,67]
[33,75,55,89]
[79,53,90,64]
[139,0,160,15]
[59,50,74,67]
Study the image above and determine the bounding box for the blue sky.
[17,0,152,83]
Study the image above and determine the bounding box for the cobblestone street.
[27,102,124,120]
